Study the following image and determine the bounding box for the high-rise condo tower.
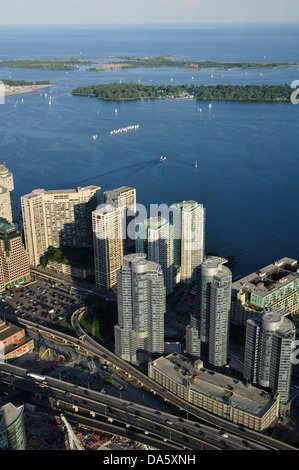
[114,253,166,365]
[186,256,232,369]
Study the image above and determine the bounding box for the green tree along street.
[51,294,117,344]
[71,82,293,102]
[40,246,68,267]
[50,315,76,337]
[51,295,117,343]
[81,295,118,343]
[40,246,94,269]
[105,374,113,384]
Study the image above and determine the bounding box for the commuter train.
[26,372,46,381]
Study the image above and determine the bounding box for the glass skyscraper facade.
[114,253,166,365]
[0,403,26,450]
[135,216,174,295]
[244,306,295,414]
[169,200,205,285]
[186,256,232,369]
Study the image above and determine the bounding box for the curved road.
[2,308,295,451]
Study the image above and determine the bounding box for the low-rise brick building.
[0,320,34,361]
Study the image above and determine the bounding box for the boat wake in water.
[53,159,159,190]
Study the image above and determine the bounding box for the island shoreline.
[1,83,55,97]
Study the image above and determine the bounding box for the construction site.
[24,407,154,450]
[33,346,67,367]
[3,342,158,451]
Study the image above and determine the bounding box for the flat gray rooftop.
[104,186,135,198]
[152,354,275,417]
[22,186,100,198]
[232,257,299,298]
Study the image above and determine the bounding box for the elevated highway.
[0,362,221,450]
[1,308,296,451]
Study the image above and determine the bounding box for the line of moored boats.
[110,124,139,135]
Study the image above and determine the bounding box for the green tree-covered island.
[2,55,298,72]
[71,82,293,102]
[0,58,95,70]
[87,55,299,72]
[2,79,52,86]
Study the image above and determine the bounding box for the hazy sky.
[1,0,298,25]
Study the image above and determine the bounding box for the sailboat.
[194,161,198,169]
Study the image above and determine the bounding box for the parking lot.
[0,277,88,326]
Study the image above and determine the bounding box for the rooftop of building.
[0,402,24,434]
[0,222,16,235]
[123,252,147,264]
[122,253,164,276]
[94,202,124,216]
[203,256,228,268]
[150,354,276,417]
[200,256,232,283]
[0,321,24,342]
[248,306,296,339]
[22,186,101,199]
[263,306,286,324]
[169,201,205,215]
[178,200,199,210]
[0,163,11,176]
[232,257,299,297]
[0,321,33,357]
[0,223,20,243]
[104,187,136,210]
[104,186,135,197]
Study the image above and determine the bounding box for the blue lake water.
[0,24,298,277]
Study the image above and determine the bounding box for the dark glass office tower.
[0,403,26,450]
